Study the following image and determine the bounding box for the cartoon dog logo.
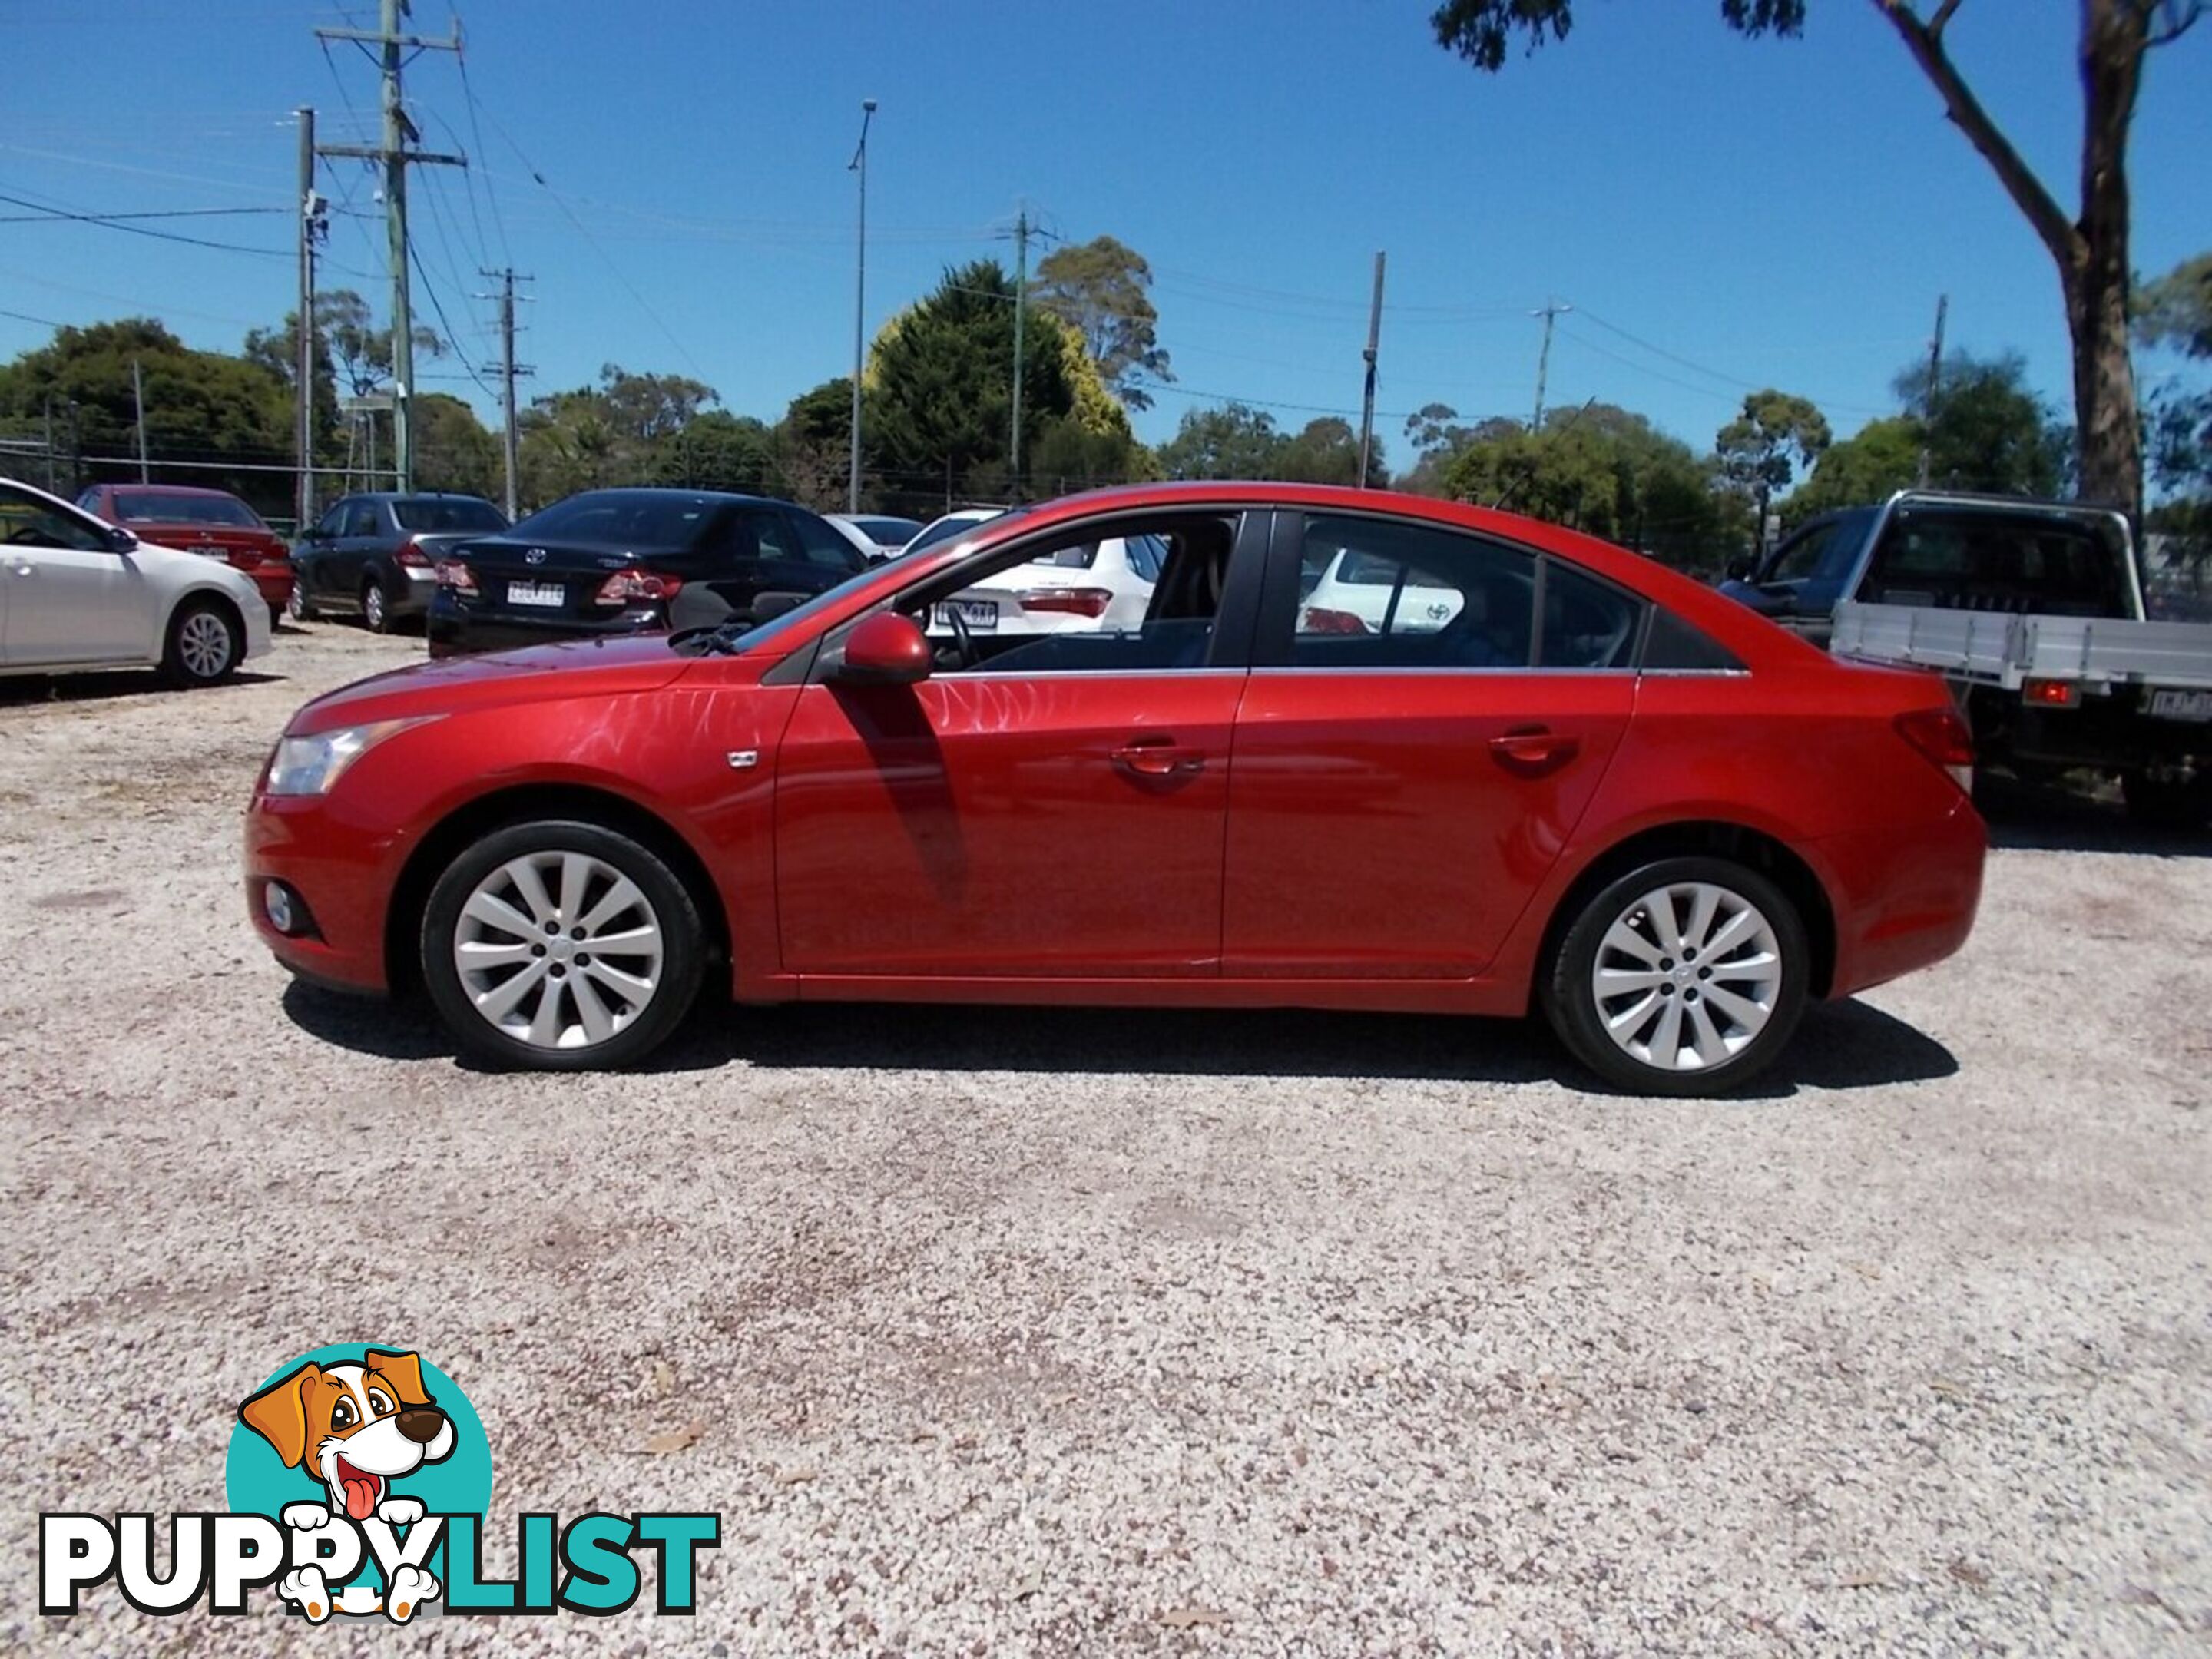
[237,1349,455,1622]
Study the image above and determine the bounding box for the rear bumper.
[247,565,290,609]
[384,566,442,618]
[426,592,664,658]
[1818,792,1986,998]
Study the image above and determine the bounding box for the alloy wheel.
[177,609,236,681]
[363,581,387,632]
[451,850,666,1051]
[1588,879,1783,1073]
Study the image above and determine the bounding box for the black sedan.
[426,488,869,657]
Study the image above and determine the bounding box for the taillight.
[396,538,432,569]
[594,568,684,606]
[435,560,477,594]
[1016,585,1113,618]
[2022,677,2078,708]
[1895,706,1975,794]
[1301,606,1370,635]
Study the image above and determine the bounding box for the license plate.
[506,581,565,608]
[2149,687,2212,723]
[934,600,998,631]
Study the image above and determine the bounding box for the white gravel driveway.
[2,624,2207,1655]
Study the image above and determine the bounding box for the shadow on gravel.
[0,668,284,707]
[284,980,1955,1098]
[1976,772,2211,858]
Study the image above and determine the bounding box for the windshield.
[906,512,999,554]
[682,561,890,657]
[394,497,507,533]
[513,492,722,549]
[114,491,262,528]
[1764,508,1873,585]
[850,517,922,543]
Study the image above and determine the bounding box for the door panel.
[773,672,1244,977]
[4,547,154,664]
[1223,672,1633,977]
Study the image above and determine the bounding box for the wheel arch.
[383,783,733,995]
[1535,820,1838,1000]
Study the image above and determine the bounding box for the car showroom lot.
[3,626,2207,1654]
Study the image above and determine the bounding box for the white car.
[1300,544,1466,635]
[901,506,1006,558]
[825,512,926,561]
[929,533,1164,640]
[0,475,271,687]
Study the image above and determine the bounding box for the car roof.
[108,483,243,499]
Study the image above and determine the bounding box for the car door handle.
[1488,726,1579,773]
[1111,738,1204,777]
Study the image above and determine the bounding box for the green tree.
[1277,416,1386,486]
[1785,416,1923,522]
[1426,0,2210,516]
[867,260,1076,508]
[2134,250,2212,502]
[1396,404,1520,495]
[1157,402,1288,478]
[412,393,501,498]
[0,318,291,512]
[1892,350,2070,495]
[770,377,857,511]
[655,410,775,494]
[1031,234,1174,410]
[1716,389,1830,545]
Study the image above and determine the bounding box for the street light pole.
[847,98,876,515]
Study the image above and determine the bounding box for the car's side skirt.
[743,972,1528,1018]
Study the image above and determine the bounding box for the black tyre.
[159,597,243,687]
[2121,768,2212,830]
[1541,855,1810,1097]
[363,575,394,634]
[288,575,316,622]
[420,820,706,1071]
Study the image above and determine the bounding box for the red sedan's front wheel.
[419,820,705,1070]
[1542,856,1809,1097]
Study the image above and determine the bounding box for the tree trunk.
[2069,0,2146,515]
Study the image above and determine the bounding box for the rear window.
[514,493,719,550]
[849,517,921,543]
[907,513,1000,553]
[393,497,506,533]
[1864,511,2134,618]
[113,492,262,528]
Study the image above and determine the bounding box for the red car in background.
[244,482,1985,1096]
[78,482,292,622]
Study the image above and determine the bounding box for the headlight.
[263,717,439,796]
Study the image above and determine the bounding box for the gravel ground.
[3,623,2208,1657]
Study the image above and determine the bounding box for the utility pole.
[1356,250,1386,488]
[131,359,149,482]
[1917,293,1949,488]
[295,106,323,530]
[316,0,462,494]
[478,267,533,521]
[1532,298,1571,430]
[1009,207,1029,502]
[847,99,876,515]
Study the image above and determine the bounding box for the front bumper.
[244,790,402,993]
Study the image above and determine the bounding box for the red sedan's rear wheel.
[1541,856,1809,1097]
[419,820,705,1071]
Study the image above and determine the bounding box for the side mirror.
[106,526,138,554]
[1724,556,1754,582]
[833,611,932,686]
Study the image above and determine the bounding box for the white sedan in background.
[928,532,1164,640]
[1300,544,1466,635]
[0,475,270,687]
[826,512,926,561]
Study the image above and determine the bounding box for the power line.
[0,188,288,256]
[0,205,286,224]
[452,42,513,268]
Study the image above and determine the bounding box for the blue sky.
[4,1,2207,468]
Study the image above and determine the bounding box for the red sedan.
[79,483,293,620]
[243,483,1983,1095]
